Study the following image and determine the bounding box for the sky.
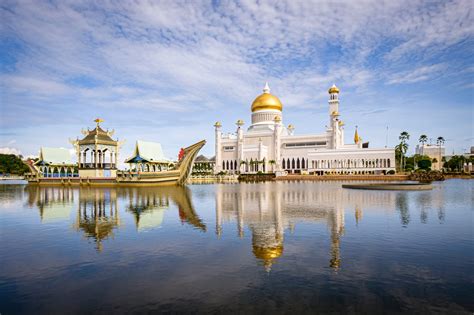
[0,0,473,163]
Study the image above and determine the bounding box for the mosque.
[214,83,395,175]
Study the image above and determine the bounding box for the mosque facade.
[214,83,395,175]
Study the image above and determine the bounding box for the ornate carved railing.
[80,163,116,169]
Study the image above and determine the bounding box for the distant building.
[214,83,395,175]
[415,144,445,170]
[192,155,215,175]
[34,147,76,177]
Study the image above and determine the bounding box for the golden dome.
[214,121,222,128]
[251,93,283,112]
[253,245,283,271]
[328,84,340,94]
[273,115,281,122]
[251,83,283,112]
[331,111,339,116]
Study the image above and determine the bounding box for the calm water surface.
[0,180,473,314]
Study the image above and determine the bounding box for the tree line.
[0,154,30,175]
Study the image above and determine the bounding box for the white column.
[274,120,281,172]
[214,122,222,173]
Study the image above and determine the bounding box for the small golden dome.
[338,120,344,126]
[214,121,222,127]
[236,119,244,126]
[274,115,281,122]
[251,83,283,112]
[332,111,339,116]
[328,84,340,94]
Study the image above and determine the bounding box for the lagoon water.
[0,180,473,314]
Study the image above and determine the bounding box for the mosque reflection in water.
[215,183,361,271]
[25,182,445,270]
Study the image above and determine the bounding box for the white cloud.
[0,147,22,156]
[0,0,472,155]
[388,64,448,84]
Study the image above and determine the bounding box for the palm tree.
[398,131,410,171]
[395,142,408,172]
[269,160,276,173]
[399,131,410,143]
[419,134,428,155]
[436,136,445,146]
[436,137,445,170]
[240,160,248,173]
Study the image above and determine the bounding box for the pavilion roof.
[78,126,116,145]
[195,154,210,162]
[124,140,171,164]
[35,147,73,166]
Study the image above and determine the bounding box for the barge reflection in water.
[0,180,472,314]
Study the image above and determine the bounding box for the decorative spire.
[236,119,244,127]
[94,118,104,127]
[263,82,270,94]
[354,126,361,144]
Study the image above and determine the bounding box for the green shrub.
[417,159,432,170]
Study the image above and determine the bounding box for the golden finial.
[328,83,340,94]
[94,118,104,126]
[354,126,361,144]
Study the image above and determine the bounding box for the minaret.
[214,121,222,173]
[328,84,340,125]
[327,84,340,149]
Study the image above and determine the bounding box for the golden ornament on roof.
[328,84,340,94]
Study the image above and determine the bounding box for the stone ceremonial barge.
[25,119,205,186]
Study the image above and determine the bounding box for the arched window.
[282,159,286,169]
[292,158,295,169]
[297,158,300,169]
[234,160,237,170]
[222,161,225,170]
[302,158,305,169]
[388,159,391,168]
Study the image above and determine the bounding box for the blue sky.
[0,0,473,162]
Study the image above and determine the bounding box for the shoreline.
[275,174,410,181]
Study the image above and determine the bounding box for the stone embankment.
[238,174,276,182]
[276,174,409,181]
